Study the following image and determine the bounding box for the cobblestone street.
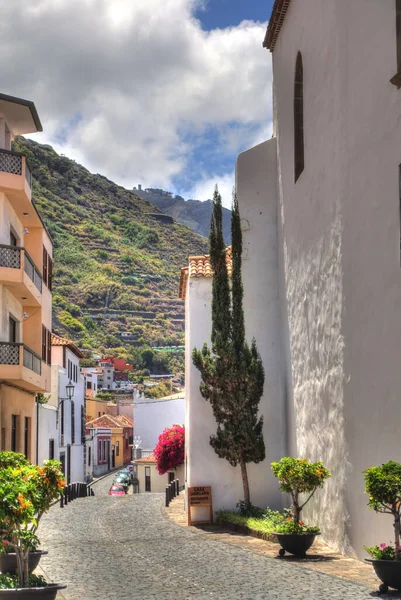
[38,473,377,600]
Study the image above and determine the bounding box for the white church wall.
[273,0,401,557]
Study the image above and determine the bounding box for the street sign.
[187,486,213,526]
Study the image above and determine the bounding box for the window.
[24,417,30,459]
[145,466,151,492]
[294,51,304,183]
[88,446,91,467]
[397,0,401,73]
[87,382,92,390]
[116,441,120,456]
[11,415,18,452]
[9,231,17,246]
[9,316,17,343]
[49,439,55,460]
[43,246,48,285]
[71,401,75,444]
[61,401,64,437]
[42,326,51,365]
[81,406,84,444]
[98,440,102,462]
[103,441,107,462]
[42,246,53,289]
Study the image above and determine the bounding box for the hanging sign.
[187,486,213,526]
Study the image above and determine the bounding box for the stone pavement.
[36,472,394,600]
[165,494,389,592]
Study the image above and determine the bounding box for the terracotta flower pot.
[0,584,66,600]
[274,532,320,557]
[365,558,401,593]
[0,552,48,575]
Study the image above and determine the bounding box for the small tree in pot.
[271,457,330,557]
[364,461,401,593]
[0,452,66,593]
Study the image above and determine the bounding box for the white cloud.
[185,171,235,209]
[0,0,272,196]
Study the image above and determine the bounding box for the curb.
[216,518,279,543]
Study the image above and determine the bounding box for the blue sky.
[5,0,274,208]
[195,0,273,31]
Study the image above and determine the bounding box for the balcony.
[0,149,34,221]
[0,244,42,306]
[0,342,49,392]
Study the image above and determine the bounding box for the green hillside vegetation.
[13,137,208,373]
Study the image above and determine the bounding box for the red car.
[108,484,126,496]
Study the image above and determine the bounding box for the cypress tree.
[192,186,265,506]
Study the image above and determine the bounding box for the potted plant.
[0,451,66,598]
[271,457,331,557]
[364,461,401,594]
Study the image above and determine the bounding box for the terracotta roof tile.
[134,455,156,464]
[178,247,232,300]
[51,333,84,359]
[86,415,124,430]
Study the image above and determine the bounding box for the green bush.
[58,311,86,332]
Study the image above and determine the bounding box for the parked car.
[119,468,133,482]
[113,475,130,492]
[109,484,126,496]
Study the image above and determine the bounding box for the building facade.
[49,334,85,482]
[134,455,184,494]
[181,1,401,559]
[0,93,52,462]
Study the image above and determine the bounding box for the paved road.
[38,473,374,600]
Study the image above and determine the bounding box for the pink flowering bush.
[364,543,401,560]
[154,424,184,475]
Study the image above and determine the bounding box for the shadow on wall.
[281,206,353,555]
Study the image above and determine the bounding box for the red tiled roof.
[51,333,84,359]
[86,415,124,430]
[134,455,156,464]
[113,414,134,427]
[263,0,291,52]
[85,389,96,398]
[178,247,232,300]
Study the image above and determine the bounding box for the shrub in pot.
[0,451,66,598]
[271,457,330,557]
[364,461,401,594]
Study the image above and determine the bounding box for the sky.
[0,0,274,208]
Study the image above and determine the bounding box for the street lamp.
[65,380,75,400]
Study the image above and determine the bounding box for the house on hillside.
[181,1,401,559]
[134,455,184,493]
[0,92,52,460]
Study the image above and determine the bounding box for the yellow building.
[85,396,112,422]
[0,93,52,461]
[86,414,124,469]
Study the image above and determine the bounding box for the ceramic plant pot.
[365,558,401,594]
[0,552,48,575]
[0,585,66,600]
[274,532,320,557]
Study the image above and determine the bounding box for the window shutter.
[42,325,47,362]
[48,257,53,291]
[47,329,51,365]
[43,247,48,286]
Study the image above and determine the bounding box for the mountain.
[13,137,208,372]
[133,187,232,244]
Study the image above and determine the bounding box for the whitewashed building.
[50,334,85,483]
[180,0,401,559]
[133,388,185,452]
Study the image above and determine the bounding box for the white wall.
[136,462,184,494]
[273,0,401,557]
[134,391,185,451]
[37,403,59,466]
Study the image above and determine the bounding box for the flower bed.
[215,507,288,542]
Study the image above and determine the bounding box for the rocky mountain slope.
[133,187,232,243]
[14,138,208,370]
